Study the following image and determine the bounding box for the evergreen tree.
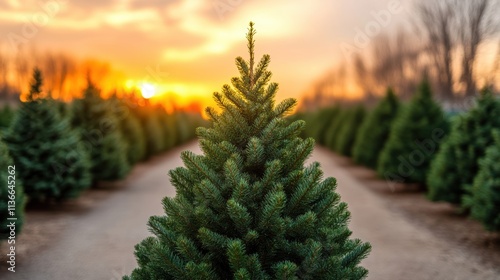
[353,89,399,168]
[141,106,165,158]
[336,105,366,156]
[319,107,340,145]
[0,138,25,239]
[155,106,177,151]
[306,109,324,142]
[71,82,130,182]
[125,23,370,280]
[464,130,500,231]
[302,111,318,140]
[51,98,71,119]
[307,107,331,144]
[455,89,500,200]
[377,80,448,185]
[288,111,307,139]
[5,69,91,201]
[427,89,500,204]
[426,116,464,203]
[0,105,15,132]
[174,112,198,145]
[307,107,340,146]
[325,108,348,151]
[110,95,147,164]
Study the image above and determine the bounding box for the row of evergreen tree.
[300,81,500,232]
[0,69,205,240]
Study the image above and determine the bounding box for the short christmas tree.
[144,107,165,157]
[377,80,448,185]
[455,89,500,203]
[465,130,500,231]
[174,111,200,145]
[325,109,348,151]
[71,82,130,182]
[125,23,370,280]
[318,107,340,145]
[353,88,399,169]
[109,95,147,165]
[5,69,91,201]
[155,105,177,151]
[426,115,465,203]
[0,138,25,239]
[427,89,500,204]
[336,105,365,156]
[308,106,339,146]
[0,105,15,132]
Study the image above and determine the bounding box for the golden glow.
[125,80,158,99]
[140,82,156,99]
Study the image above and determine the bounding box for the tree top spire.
[28,68,43,101]
[247,22,256,87]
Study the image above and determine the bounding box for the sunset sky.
[1,0,416,105]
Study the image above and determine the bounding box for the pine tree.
[308,107,338,146]
[287,111,307,139]
[174,111,198,145]
[0,105,15,132]
[125,23,370,280]
[465,130,500,231]
[109,95,147,165]
[353,88,399,168]
[5,69,91,201]
[140,105,165,158]
[71,82,130,183]
[302,111,319,140]
[455,89,500,201]
[426,116,464,203]
[325,108,348,151]
[336,105,366,156]
[427,89,500,204]
[318,107,340,145]
[0,138,25,239]
[377,80,448,185]
[155,105,177,151]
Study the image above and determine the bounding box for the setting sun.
[140,83,156,99]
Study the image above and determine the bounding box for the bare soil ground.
[326,149,500,278]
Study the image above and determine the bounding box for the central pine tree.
[125,23,370,280]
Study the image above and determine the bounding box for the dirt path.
[310,145,499,280]
[1,142,498,279]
